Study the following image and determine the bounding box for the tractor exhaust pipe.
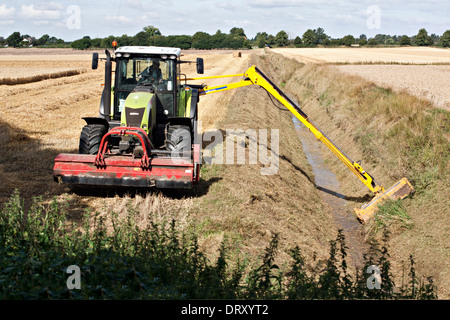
[102,49,112,120]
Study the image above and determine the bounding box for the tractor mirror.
[92,52,99,70]
[196,58,204,74]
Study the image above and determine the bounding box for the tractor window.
[117,57,174,92]
[115,56,177,117]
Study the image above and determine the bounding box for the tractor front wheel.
[79,124,107,155]
[166,125,192,156]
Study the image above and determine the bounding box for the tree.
[255,32,268,48]
[211,30,226,49]
[274,30,289,47]
[71,36,92,50]
[294,36,302,47]
[341,35,355,46]
[399,35,411,46]
[133,31,150,46]
[313,27,327,45]
[143,25,161,37]
[302,29,315,47]
[101,36,115,48]
[414,28,433,46]
[165,35,192,49]
[439,30,450,47]
[229,27,246,38]
[385,38,394,45]
[35,34,50,46]
[367,38,378,46]
[191,31,212,49]
[6,32,21,47]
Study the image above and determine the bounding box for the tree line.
[1,26,449,50]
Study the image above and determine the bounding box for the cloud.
[247,0,328,8]
[106,15,133,24]
[126,0,144,9]
[0,4,15,19]
[20,4,61,20]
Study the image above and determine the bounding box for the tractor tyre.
[79,124,107,155]
[166,125,192,156]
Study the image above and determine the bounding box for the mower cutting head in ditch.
[53,46,205,188]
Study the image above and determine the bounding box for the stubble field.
[272,47,450,110]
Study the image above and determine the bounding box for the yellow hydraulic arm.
[188,65,384,195]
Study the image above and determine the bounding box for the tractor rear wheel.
[79,124,107,155]
[166,125,191,156]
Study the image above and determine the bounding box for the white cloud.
[0,4,15,19]
[106,15,133,24]
[20,4,61,20]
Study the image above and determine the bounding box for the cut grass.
[368,199,414,236]
[0,68,86,85]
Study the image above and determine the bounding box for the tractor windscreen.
[115,57,176,117]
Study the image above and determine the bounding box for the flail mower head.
[354,177,415,223]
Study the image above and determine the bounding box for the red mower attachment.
[53,127,201,189]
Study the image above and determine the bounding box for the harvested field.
[273,47,450,110]
[335,65,450,110]
[271,47,450,64]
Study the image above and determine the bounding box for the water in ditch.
[293,116,367,267]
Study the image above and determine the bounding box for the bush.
[0,191,437,299]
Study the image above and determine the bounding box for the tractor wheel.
[166,125,192,156]
[79,124,107,155]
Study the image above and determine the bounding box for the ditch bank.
[259,51,449,298]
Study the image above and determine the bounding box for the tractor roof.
[115,46,182,57]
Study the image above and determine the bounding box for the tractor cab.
[113,46,180,122]
[93,46,204,150]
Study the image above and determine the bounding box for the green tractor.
[54,46,205,188]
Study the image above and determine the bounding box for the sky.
[0,0,448,41]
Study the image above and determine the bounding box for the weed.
[368,199,413,236]
[0,192,437,299]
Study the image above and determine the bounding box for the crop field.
[272,47,450,110]
[271,47,450,64]
[0,47,448,299]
